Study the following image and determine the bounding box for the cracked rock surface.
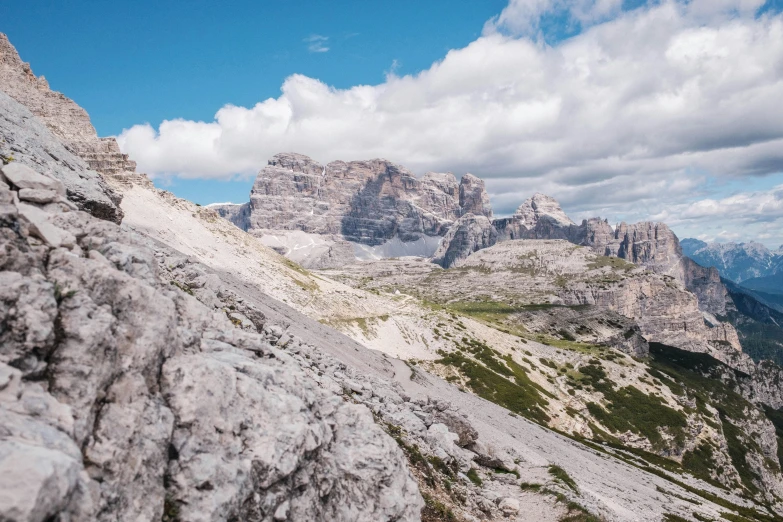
[0,164,423,522]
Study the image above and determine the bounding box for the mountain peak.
[513,193,574,228]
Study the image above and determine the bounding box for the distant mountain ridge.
[682,238,783,284]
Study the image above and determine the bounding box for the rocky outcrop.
[0,163,423,521]
[0,33,136,181]
[494,193,575,242]
[458,173,492,219]
[0,90,123,223]
[233,153,492,248]
[682,257,730,316]
[432,214,497,268]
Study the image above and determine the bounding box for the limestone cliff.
[232,153,492,248]
[0,91,123,223]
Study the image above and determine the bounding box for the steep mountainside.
[682,239,783,283]
[0,34,139,186]
[8,31,783,522]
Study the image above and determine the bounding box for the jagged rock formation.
[228,153,492,250]
[458,173,492,219]
[0,33,137,181]
[494,193,575,241]
[0,162,423,521]
[0,91,123,223]
[432,213,497,268]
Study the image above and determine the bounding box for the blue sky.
[5,0,783,246]
[4,0,505,133]
[4,0,507,203]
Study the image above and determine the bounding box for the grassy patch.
[421,493,457,522]
[722,417,761,495]
[466,468,482,486]
[437,347,550,423]
[682,441,716,481]
[169,280,194,296]
[586,386,687,449]
[586,256,635,271]
[548,464,579,493]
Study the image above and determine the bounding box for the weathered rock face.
[491,195,732,315]
[682,257,730,316]
[495,193,575,242]
[0,164,423,521]
[432,214,497,269]
[0,90,123,223]
[240,153,491,247]
[0,33,136,180]
[458,173,492,219]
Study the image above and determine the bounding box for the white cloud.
[304,34,329,53]
[117,0,783,246]
[484,0,625,37]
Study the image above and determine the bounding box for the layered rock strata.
[432,213,497,268]
[232,153,492,248]
[0,33,137,180]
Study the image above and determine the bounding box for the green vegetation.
[161,494,180,522]
[437,335,552,422]
[762,405,783,470]
[169,280,194,296]
[586,386,687,448]
[520,482,542,492]
[682,442,716,480]
[421,493,456,521]
[663,515,691,522]
[548,464,579,493]
[586,255,635,271]
[560,503,603,522]
[466,468,482,486]
[722,417,761,495]
[53,281,78,304]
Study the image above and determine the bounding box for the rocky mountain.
[215,153,493,253]
[8,31,783,521]
[682,238,783,284]
[0,34,138,183]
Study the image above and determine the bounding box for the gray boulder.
[0,90,123,223]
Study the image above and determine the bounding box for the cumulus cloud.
[647,184,783,245]
[484,0,625,37]
[117,0,783,245]
[304,34,329,53]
